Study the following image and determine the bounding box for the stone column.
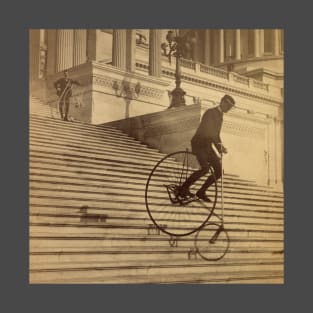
[39,29,48,79]
[219,29,224,63]
[192,30,199,62]
[225,29,232,59]
[46,29,57,75]
[112,29,127,70]
[204,29,211,65]
[73,29,87,66]
[126,29,136,72]
[254,29,260,57]
[149,29,162,77]
[235,29,241,60]
[273,29,280,56]
[29,29,40,81]
[259,29,264,57]
[56,29,74,72]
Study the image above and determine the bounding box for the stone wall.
[105,103,281,186]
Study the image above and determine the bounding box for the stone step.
[30,115,144,142]
[29,156,282,196]
[29,153,260,188]
[29,121,158,152]
[29,107,284,284]
[29,206,284,227]
[29,131,161,161]
[29,196,284,219]
[29,262,283,284]
[29,137,167,165]
[29,174,283,208]
[32,119,272,188]
[29,224,283,246]
[30,232,284,252]
[26,156,282,193]
[28,157,251,189]
[29,139,261,190]
[29,177,284,205]
[30,99,52,109]
[29,255,283,271]
[29,216,284,234]
[29,120,154,150]
[29,185,283,209]
[29,134,265,186]
[29,245,284,258]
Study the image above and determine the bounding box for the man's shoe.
[196,191,212,202]
[63,116,69,121]
[178,188,195,198]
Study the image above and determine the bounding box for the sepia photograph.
[29,28,284,284]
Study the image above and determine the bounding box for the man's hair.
[221,94,235,107]
[63,70,69,74]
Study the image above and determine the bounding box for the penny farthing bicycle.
[145,148,230,261]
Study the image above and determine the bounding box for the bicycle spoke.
[145,151,217,236]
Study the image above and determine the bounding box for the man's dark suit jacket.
[54,77,79,99]
[192,106,223,151]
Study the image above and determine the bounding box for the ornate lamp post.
[161,30,196,108]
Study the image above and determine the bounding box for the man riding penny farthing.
[145,94,235,251]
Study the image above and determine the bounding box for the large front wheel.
[145,151,218,237]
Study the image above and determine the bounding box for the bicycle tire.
[145,150,218,237]
[195,222,230,261]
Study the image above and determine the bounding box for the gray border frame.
[2,0,312,312]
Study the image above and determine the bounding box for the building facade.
[29,29,284,187]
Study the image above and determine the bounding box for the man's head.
[220,94,235,113]
[63,70,69,78]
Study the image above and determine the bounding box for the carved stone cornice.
[93,74,166,100]
[93,61,169,87]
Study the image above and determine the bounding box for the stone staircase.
[29,96,284,284]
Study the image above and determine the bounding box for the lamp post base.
[168,87,186,108]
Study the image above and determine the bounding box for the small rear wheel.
[195,222,230,261]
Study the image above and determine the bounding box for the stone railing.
[180,58,196,70]
[199,63,229,79]
[252,79,269,91]
[136,59,282,102]
[152,58,273,93]
[232,72,250,86]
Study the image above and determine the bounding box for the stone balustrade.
[136,59,282,103]
[199,63,229,79]
[232,72,250,86]
[180,58,196,70]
